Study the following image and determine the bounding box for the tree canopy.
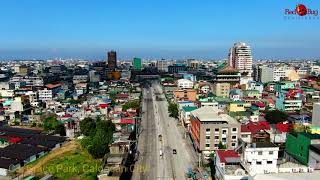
[168,102,179,119]
[80,117,115,159]
[80,117,96,136]
[265,110,288,124]
[122,101,140,111]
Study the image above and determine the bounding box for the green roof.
[182,106,198,112]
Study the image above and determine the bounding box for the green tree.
[168,103,179,119]
[80,117,96,136]
[88,127,110,158]
[43,116,59,131]
[80,118,115,159]
[218,141,227,149]
[265,110,288,124]
[122,101,140,111]
[54,124,66,136]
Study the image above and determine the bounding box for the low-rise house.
[173,89,197,102]
[243,142,279,175]
[240,121,270,144]
[215,150,250,180]
[229,89,243,101]
[177,79,194,89]
[180,106,197,129]
[228,101,246,112]
[243,90,261,99]
[270,123,293,144]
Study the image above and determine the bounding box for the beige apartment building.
[212,83,230,97]
[189,106,240,157]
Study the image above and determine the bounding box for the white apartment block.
[243,142,279,175]
[228,42,253,77]
[38,88,53,101]
[9,76,44,87]
[273,65,296,82]
[177,79,193,89]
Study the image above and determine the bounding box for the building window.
[206,136,210,139]
[214,144,218,147]
[231,143,236,146]
[232,136,236,139]
[222,130,227,134]
[222,138,227,142]
[206,128,210,132]
[205,144,210,147]
[215,128,219,132]
[269,151,273,155]
[267,161,273,164]
[257,161,262,165]
[232,128,237,132]
[258,151,263,155]
[215,136,219,139]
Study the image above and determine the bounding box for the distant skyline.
[0,0,319,60]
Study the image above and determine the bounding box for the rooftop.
[191,106,239,124]
[248,142,278,148]
[216,150,240,163]
[182,106,198,112]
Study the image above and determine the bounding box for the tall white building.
[228,42,253,77]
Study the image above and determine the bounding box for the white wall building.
[38,88,53,101]
[177,79,194,89]
[243,142,279,175]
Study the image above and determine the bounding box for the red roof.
[265,98,275,105]
[99,104,108,108]
[46,83,61,89]
[252,102,265,108]
[216,150,240,163]
[275,123,293,133]
[116,93,129,98]
[0,136,23,143]
[62,114,72,118]
[120,118,135,124]
[241,121,270,134]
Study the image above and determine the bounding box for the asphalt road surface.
[132,82,197,180]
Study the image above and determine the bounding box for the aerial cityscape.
[0,1,320,180]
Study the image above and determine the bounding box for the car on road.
[173,149,177,154]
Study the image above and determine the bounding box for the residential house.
[243,142,279,175]
[215,150,250,180]
[173,89,197,102]
[177,79,193,89]
[180,106,197,129]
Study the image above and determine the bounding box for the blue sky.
[0,0,319,60]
